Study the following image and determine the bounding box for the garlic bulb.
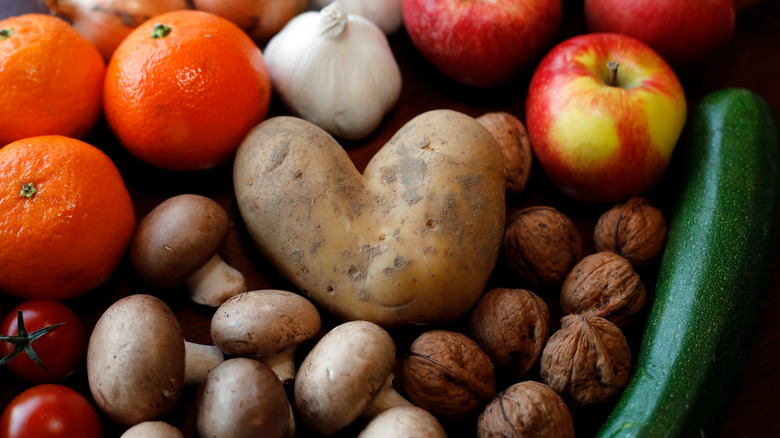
[309,0,403,35]
[264,2,402,140]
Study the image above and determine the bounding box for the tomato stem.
[19,181,37,199]
[151,24,172,39]
[0,310,65,372]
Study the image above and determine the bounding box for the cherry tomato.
[0,384,102,438]
[0,300,87,383]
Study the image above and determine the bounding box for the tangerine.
[0,14,105,147]
[103,10,272,172]
[0,135,136,301]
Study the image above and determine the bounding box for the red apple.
[584,0,735,69]
[402,0,563,87]
[525,33,687,204]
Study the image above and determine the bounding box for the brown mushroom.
[210,289,321,384]
[294,320,412,436]
[130,194,246,307]
[86,294,185,426]
[357,406,447,438]
[120,421,184,438]
[196,357,290,438]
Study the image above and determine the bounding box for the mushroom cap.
[294,320,396,436]
[358,406,447,438]
[130,194,230,289]
[196,357,290,438]
[211,290,321,357]
[120,421,184,438]
[87,294,185,426]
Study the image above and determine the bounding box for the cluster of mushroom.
[86,292,451,437]
[85,289,322,436]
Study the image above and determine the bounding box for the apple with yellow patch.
[526,33,687,204]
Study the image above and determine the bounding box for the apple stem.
[607,61,619,87]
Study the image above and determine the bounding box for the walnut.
[477,381,574,438]
[469,288,550,379]
[594,196,667,266]
[476,112,533,195]
[503,206,583,291]
[540,315,631,406]
[400,330,495,419]
[560,251,646,326]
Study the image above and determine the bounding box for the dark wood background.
[1,0,779,437]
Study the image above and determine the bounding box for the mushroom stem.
[184,341,224,386]
[286,401,296,438]
[363,373,413,418]
[185,253,247,307]
[259,346,297,385]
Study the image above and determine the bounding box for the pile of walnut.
[491,194,667,436]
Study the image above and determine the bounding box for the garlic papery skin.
[264,2,402,141]
[309,0,403,35]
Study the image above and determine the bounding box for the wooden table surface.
[2,0,779,437]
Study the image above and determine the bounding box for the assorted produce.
[0,1,777,437]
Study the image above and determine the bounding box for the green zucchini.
[596,88,780,437]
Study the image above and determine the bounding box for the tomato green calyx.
[0,28,13,40]
[151,24,172,39]
[19,181,38,199]
[0,310,65,372]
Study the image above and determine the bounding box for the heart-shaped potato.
[233,109,506,327]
